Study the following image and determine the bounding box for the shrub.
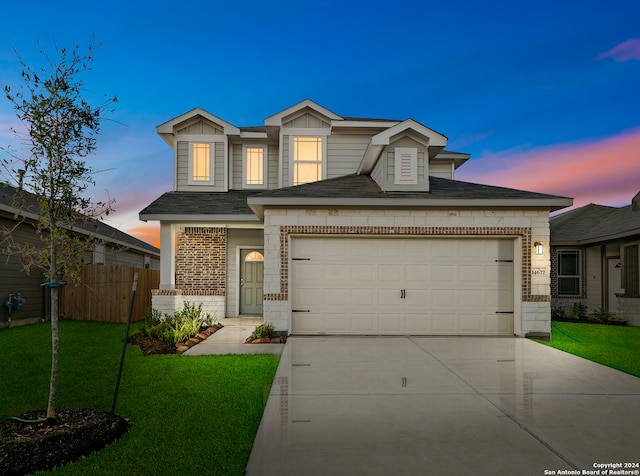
[590,307,628,326]
[252,322,275,340]
[571,302,588,320]
[141,302,212,345]
[551,306,567,321]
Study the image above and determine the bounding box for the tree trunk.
[46,254,59,421]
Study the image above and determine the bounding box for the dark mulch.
[0,408,130,475]
[128,332,175,355]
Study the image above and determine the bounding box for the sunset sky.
[1,0,639,248]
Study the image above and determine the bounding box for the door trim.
[236,246,265,316]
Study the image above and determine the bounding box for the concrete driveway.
[246,337,640,475]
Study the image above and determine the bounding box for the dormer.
[357,119,449,192]
[264,100,343,187]
[156,108,240,192]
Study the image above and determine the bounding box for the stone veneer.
[262,208,552,337]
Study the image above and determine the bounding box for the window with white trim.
[557,250,581,296]
[293,136,323,185]
[189,142,212,183]
[394,147,418,185]
[243,145,266,187]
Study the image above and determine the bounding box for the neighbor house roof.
[551,202,640,245]
[0,184,159,256]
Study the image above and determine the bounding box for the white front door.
[291,237,515,335]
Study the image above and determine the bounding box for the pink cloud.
[595,38,640,62]
[457,127,640,210]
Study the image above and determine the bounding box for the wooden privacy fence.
[59,265,159,323]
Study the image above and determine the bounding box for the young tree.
[1,39,116,420]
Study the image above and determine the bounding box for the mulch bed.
[0,408,130,476]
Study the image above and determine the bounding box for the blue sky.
[1,0,639,246]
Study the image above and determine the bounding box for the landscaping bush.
[142,302,213,345]
[589,307,628,326]
[251,322,275,340]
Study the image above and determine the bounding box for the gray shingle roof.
[139,189,257,217]
[1,183,159,255]
[250,174,570,201]
[140,174,571,220]
[551,203,640,244]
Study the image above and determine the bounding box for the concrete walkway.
[246,336,640,475]
[182,317,284,355]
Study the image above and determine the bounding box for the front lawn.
[0,320,279,475]
[535,321,640,378]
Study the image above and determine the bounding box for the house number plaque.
[531,268,546,277]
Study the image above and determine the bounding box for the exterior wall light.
[534,242,544,255]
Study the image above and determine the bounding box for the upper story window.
[557,250,581,296]
[293,136,323,185]
[394,147,418,185]
[189,142,212,184]
[243,145,266,188]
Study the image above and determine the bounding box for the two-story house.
[140,99,572,339]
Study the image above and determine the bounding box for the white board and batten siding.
[291,237,515,336]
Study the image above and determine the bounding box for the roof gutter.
[247,196,574,219]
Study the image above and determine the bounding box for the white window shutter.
[394,148,418,185]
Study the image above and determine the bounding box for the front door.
[240,249,264,315]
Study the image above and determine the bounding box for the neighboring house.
[1,183,160,327]
[550,192,640,326]
[140,99,572,338]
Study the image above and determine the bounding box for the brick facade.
[175,227,226,295]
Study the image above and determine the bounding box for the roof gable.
[264,99,342,127]
[156,108,240,146]
[358,119,448,175]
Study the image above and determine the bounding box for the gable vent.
[394,147,418,185]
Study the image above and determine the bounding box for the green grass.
[0,320,279,475]
[535,321,640,377]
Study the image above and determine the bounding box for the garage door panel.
[459,265,483,283]
[351,264,376,282]
[351,289,376,307]
[350,313,377,333]
[291,237,514,336]
[404,264,428,282]
[432,289,455,306]
[433,265,455,282]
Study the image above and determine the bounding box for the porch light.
[534,242,544,255]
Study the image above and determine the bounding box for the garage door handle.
[400,289,406,299]
[292,309,310,313]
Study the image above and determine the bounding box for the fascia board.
[357,142,384,174]
[156,108,240,136]
[264,99,342,126]
[139,213,261,223]
[247,196,574,210]
[371,119,448,147]
[239,131,269,139]
[331,120,399,129]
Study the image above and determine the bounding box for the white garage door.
[291,237,514,335]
